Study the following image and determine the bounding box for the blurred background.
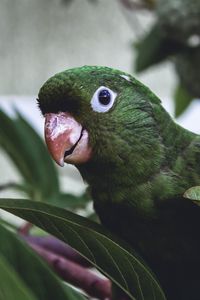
[0,0,200,204]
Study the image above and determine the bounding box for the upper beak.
[44,112,92,166]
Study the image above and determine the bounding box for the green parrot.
[38,66,200,300]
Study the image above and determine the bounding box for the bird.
[38,66,200,300]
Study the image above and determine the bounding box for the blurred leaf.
[87,0,98,3]
[0,181,31,194]
[61,0,73,5]
[174,85,193,117]
[15,112,59,199]
[0,110,59,200]
[0,198,166,300]
[184,186,200,206]
[55,192,92,209]
[63,286,88,300]
[0,222,86,300]
[135,23,184,72]
[0,111,33,184]
[87,211,99,222]
[0,254,37,300]
[0,217,18,231]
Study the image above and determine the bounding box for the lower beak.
[44,112,92,166]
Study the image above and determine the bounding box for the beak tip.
[58,158,64,167]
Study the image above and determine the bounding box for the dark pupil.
[98,89,111,105]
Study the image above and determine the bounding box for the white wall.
[1,0,134,94]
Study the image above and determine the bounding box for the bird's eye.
[91,86,117,113]
[98,89,111,105]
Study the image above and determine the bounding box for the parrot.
[37,66,200,300]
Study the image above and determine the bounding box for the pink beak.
[44,112,92,166]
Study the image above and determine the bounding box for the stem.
[28,242,111,300]
[21,235,91,268]
[18,222,33,235]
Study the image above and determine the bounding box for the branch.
[22,235,91,268]
[28,241,111,300]
[19,227,128,299]
[18,222,33,235]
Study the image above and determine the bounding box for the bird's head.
[38,66,163,181]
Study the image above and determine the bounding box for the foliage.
[131,0,200,117]
[0,223,84,300]
[0,111,166,299]
[0,198,166,300]
[174,85,193,118]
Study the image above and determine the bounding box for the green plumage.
[38,66,200,299]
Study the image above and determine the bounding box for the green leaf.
[0,222,86,300]
[0,198,166,300]
[184,186,200,206]
[15,112,60,198]
[0,111,32,183]
[0,110,59,200]
[0,254,37,300]
[63,286,88,300]
[0,182,31,194]
[135,23,183,72]
[174,85,193,117]
[55,192,92,209]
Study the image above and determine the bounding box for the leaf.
[56,192,92,209]
[0,110,59,200]
[0,254,37,300]
[0,111,32,183]
[135,23,184,73]
[63,286,88,300]
[184,186,200,206]
[0,182,31,194]
[0,198,166,300]
[0,222,86,300]
[174,85,193,117]
[15,112,60,198]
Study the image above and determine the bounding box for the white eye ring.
[90,86,117,113]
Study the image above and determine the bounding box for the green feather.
[38,66,200,299]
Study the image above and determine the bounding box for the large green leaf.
[56,192,92,210]
[0,198,166,300]
[0,110,59,200]
[0,222,86,300]
[0,254,37,300]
